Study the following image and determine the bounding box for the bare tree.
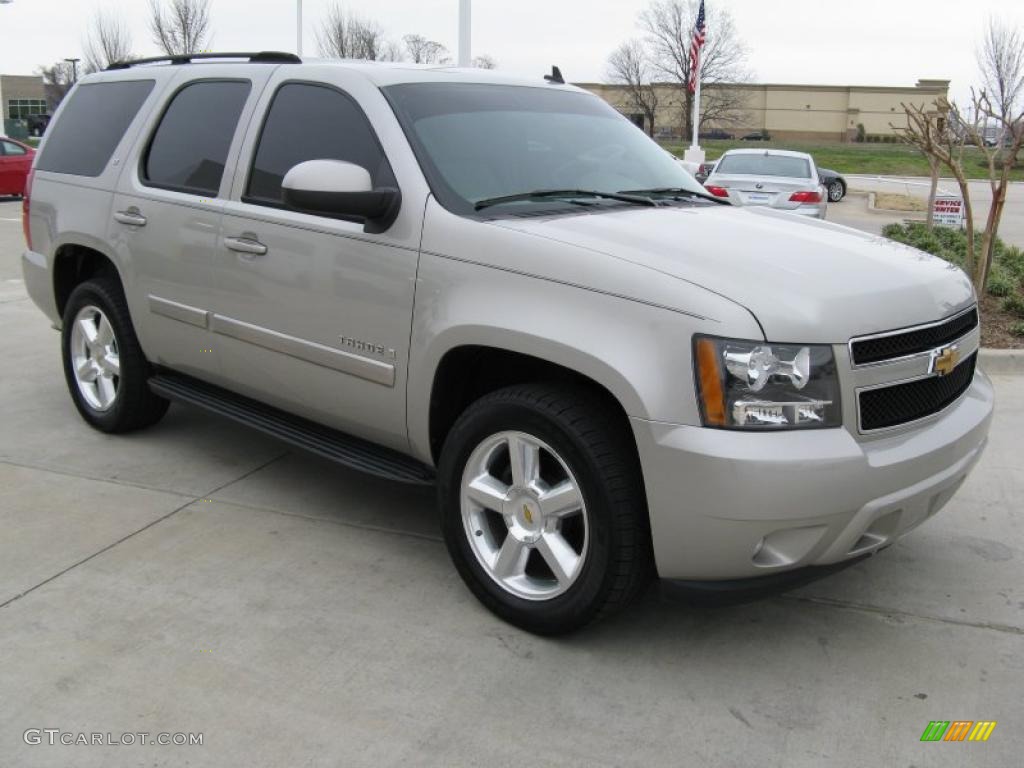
[317,4,398,61]
[404,34,449,65]
[893,103,957,233]
[149,0,211,57]
[965,90,1024,289]
[607,40,659,136]
[84,11,134,72]
[37,62,75,110]
[895,92,1023,294]
[639,0,751,137]
[977,17,1024,122]
[472,54,496,70]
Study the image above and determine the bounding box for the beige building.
[578,78,950,142]
[1,74,47,121]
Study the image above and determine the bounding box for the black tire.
[438,383,651,635]
[61,277,169,433]
[828,180,845,203]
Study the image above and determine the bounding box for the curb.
[979,348,1024,375]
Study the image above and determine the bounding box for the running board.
[149,372,436,486]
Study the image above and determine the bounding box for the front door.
[212,78,420,452]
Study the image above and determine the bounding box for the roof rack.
[106,51,301,71]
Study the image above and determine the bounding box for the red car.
[0,137,35,197]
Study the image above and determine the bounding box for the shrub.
[1000,245,1024,280]
[856,123,866,143]
[1011,321,1024,338]
[986,265,1015,297]
[1002,295,1024,318]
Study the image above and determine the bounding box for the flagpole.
[682,0,706,170]
[690,55,701,151]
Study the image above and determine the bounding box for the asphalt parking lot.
[1,197,1021,767]
[829,176,1024,245]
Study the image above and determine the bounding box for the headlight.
[694,336,841,429]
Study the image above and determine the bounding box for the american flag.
[688,0,706,94]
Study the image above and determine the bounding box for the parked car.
[22,53,992,635]
[26,114,51,137]
[0,137,35,197]
[704,149,827,218]
[740,131,771,141]
[695,160,717,184]
[818,167,847,202]
[699,129,734,140]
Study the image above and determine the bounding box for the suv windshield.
[383,82,710,215]
[715,154,811,179]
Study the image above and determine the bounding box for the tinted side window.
[246,83,394,205]
[144,80,251,196]
[2,141,27,156]
[36,80,154,177]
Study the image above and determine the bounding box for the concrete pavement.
[1,198,1022,767]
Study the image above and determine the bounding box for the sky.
[1,0,1022,104]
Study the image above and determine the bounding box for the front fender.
[405,251,758,464]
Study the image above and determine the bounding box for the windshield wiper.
[474,189,657,211]
[620,187,724,203]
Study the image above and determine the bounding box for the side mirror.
[281,159,401,233]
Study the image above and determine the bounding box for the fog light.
[731,398,831,427]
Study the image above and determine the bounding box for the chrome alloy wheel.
[828,181,844,202]
[70,305,120,411]
[460,431,589,600]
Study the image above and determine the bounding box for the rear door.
[110,66,273,383]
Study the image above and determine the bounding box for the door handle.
[113,208,147,227]
[224,236,268,257]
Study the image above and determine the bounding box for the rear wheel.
[828,180,845,202]
[61,278,168,433]
[438,384,651,635]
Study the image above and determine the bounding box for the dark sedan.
[818,168,847,202]
[699,129,734,140]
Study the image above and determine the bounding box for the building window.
[7,99,48,119]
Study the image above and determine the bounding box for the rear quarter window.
[36,80,154,177]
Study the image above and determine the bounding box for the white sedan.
[704,148,827,219]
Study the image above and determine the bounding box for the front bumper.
[632,370,993,580]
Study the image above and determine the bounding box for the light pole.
[458,0,471,67]
[64,58,80,83]
[296,0,303,57]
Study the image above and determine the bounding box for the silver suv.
[21,53,993,634]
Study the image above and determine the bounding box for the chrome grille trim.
[848,306,979,368]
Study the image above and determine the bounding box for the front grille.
[859,353,977,431]
[851,308,978,365]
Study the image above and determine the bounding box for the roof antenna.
[544,66,565,84]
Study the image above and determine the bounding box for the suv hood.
[493,205,974,343]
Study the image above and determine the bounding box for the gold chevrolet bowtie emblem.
[523,504,534,525]
[932,346,960,376]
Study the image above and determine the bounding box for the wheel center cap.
[505,491,542,542]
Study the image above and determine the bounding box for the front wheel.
[828,180,845,202]
[438,384,651,634]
